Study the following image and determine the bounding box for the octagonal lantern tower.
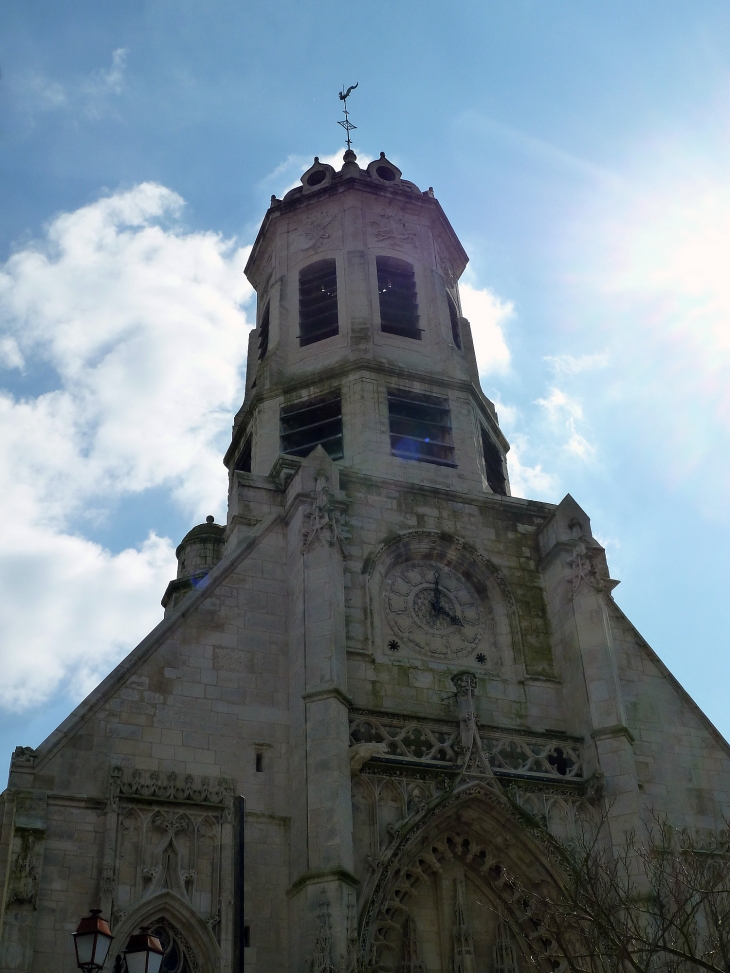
[224,149,510,502]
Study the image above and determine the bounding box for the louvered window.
[481,428,507,495]
[280,391,343,460]
[235,435,252,473]
[299,259,339,346]
[448,293,462,350]
[377,256,420,339]
[387,388,456,467]
[257,303,270,360]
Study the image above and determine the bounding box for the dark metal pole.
[233,795,245,973]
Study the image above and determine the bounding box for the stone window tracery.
[149,920,195,973]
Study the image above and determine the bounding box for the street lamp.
[123,926,164,973]
[73,910,114,972]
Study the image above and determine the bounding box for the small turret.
[161,515,225,614]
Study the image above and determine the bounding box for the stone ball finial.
[206,515,214,524]
[380,151,386,158]
[314,156,319,163]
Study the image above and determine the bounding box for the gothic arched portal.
[358,781,567,973]
[108,890,219,973]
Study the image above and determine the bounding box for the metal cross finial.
[338,82,358,151]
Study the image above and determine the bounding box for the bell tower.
[224,150,510,500]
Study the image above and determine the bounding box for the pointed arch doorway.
[109,890,219,973]
[358,781,567,973]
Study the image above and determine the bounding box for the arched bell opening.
[359,783,567,973]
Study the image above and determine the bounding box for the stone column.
[286,448,356,972]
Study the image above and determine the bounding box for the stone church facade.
[1,149,729,973]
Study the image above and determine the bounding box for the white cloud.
[0,528,175,710]
[81,48,128,118]
[16,48,128,121]
[536,388,595,459]
[506,434,559,500]
[24,74,68,111]
[460,283,512,375]
[544,352,608,375]
[0,183,253,709]
[0,337,23,370]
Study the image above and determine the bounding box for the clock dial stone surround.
[383,560,484,660]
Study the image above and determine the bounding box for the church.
[1,144,729,973]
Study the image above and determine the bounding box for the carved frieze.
[349,710,584,783]
[109,767,234,816]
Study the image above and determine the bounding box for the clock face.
[383,561,483,660]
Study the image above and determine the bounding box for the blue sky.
[1,1,730,777]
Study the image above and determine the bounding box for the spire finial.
[338,82,358,152]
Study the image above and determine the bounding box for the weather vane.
[338,82,358,151]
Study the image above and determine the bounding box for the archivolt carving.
[357,782,567,973]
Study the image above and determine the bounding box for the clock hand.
[435,604,464,627]
[430,571,442,613]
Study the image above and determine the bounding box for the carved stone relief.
[103,768,231,939]
[300,213,340,253]
[568,536,606,595]
[368,213,418,251]
[306,888,338,973]
[6,831,41,908]
[302,471,348,554]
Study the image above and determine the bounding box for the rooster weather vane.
[338,82,358,151]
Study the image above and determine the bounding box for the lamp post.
[73,910,114,973]
[73,913,164,973]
